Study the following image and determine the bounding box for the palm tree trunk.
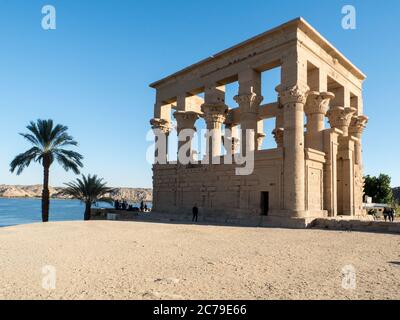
[84,202,92,221]
[42,159,50,222]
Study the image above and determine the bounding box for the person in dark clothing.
[192,205,199,222]
[114,200,120,210]
[389,208,395,222]
[140,201,144,212]
[383,207,389,222]
[121,200,127,211]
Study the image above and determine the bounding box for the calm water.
[0,198,117,227]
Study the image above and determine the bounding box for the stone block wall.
[152,149,284,219]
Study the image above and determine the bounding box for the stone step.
[311,218,400,234]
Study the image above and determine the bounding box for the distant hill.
[393,187,400,203]
[0,185,152,202]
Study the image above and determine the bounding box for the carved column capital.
[326,106,357,136]
[349,115,368,167]
[272,128,284,148]
[256,132,266,150]
[349,115,368,136]
[275,84,310,105]
[173,111,200,132]
[150,118,172,135]
[201,103,228,129]
[224,111,236,127]
[304,91,335,116]
[234,93,263,114]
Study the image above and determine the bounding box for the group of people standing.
[383,207,396,222]
[114,199,149,212]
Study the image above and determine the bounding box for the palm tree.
[63,174,114,221]
[10,119,83,222]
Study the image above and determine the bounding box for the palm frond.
[19,133,40,147]
[63,174,114,204]
[55,153,82,174]
[38,119,53,147]
[26,120,44,147]
[49,124,68,141]
[51,133,78,149]
[10,119,84,174]
[10,147,41,175]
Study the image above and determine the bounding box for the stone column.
[173,111,199,163]
[349,115,368,216]
[304,91,334,151]
[349,115,368,166]
[276,84,309,215]
[272,128,284,148]
[327,106,357,215]
[326,106,357,137]
[256,131,266,150]
[224,122,239,157]
[201,103,227,163]
[275,104,284,128]
[256,113,266,150]
[150,118,171,164]
[234,94,263,155]
[234,69,263,156]
[200,84,228,163]
[273,102,284,148]
[323,128,341,216]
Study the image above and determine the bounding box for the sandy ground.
[0,220,399,300]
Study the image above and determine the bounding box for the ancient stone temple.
[149,17,368,227]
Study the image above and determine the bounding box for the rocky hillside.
[0,185,152,202]
[107,188,152,202]
[393,187,400,204]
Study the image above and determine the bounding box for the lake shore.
[0,220,399,300]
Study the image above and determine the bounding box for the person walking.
[192,205,199,222]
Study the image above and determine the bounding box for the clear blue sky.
[0,0,399,188]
